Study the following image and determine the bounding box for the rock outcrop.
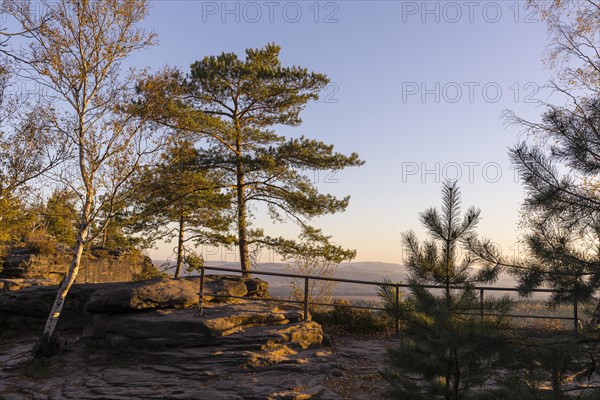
[0,275,271,330]
[85,303,312,347]
[0,277,55,292]
[0,246,153,289]
[0,275,342,399]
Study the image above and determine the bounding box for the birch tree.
[2,0,157,356]
[527,0,600,96]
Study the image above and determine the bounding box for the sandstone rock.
[244,278,270,298]
[203,278,248,302]
[0,278,55,292]
[0,283,100,318]
[198,302,304,337]
[85,278,199,313]
[85,302,311,347]
[1,247,150,284]
[0,283,101,331]
[0,326,336,400]
[0,276,271,333]
[0,279,337,400]
[183,275,271,302]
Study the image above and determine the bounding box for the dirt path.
[323,335,392,399]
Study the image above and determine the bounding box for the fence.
[197,265,582,337]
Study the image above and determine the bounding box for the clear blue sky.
[134,1,554,264]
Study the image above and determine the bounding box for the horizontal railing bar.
[457,312,575,321]
[199,266,561,293]
[206,294,305,305]
[200,266,392,286]
[198,266,582,331]
[505,314,574,321]
[309,301,386,311]
[204,294,385,311]
[202,295,576,321]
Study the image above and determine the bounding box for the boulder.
[198,302,304,337]
[0,283,102,318]
[244,277,270,298]
[203,278,248,302]
[85,278,199,313]
[0,283,102,331]
[184,274,269,302]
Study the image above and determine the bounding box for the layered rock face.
[0,247,152,291]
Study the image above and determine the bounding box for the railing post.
[198,266,205,316]
[574,298,579,335]
[395,285,400,339]
[303,277,309,322]
[480,289,484,321]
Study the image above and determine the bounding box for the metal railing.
[197,265,582,337]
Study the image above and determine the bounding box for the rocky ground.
[0,276,392,399]
[0,332,391,399]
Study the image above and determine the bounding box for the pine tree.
[504,97,600,310]
[133,44,364,273]
[484,1,600,312]
[383,181,510,400]
[129,140,233,278]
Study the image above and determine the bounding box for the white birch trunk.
[36,197,91,356]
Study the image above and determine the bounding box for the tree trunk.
[236,156,250,274]
[237,178,250,274]
[35,198,91,358]
[452,348,460,400]
[591,299,600,325]
[551,365,561,399]
[174,212,185,278]
[445,349,451,399]
[101,219,108,248]
[445,237,451,308]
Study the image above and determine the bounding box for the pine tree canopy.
[132,43,364,272]
[469,97,600,305]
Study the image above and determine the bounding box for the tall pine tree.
[133,44,363,272]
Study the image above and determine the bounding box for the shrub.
[311,299,390,335]
[132,257,167,281]
[93,248,110,258]
[26,231,58,255]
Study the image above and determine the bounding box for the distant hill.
[152,260,544,301]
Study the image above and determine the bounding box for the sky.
[127,1,556,264]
